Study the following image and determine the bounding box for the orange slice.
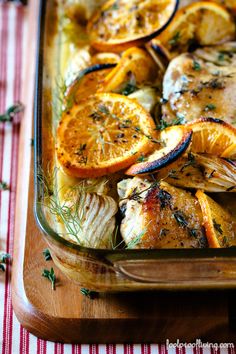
[196,190,236,247]
[126,125,192,175]
[98,47,158,94]
[208,0,236,14]
[188,118,236,158]
[91,53,120,65]
[64,64,115,109]
[57,93,157,178]
[157,1,235,57]
[87,0,178,52]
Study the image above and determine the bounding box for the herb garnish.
[158,189,172,209]
[168,31,180,47]
[173,210,188,228]
[120,83,137,96]
[80,288,98,299]
[137,155,147,163]
[193,60,201,71]
[0,102,24,122]
[43,248,52,261]
[218,52,225,62]
[180,152,196,172]
[156,114,185,131]
[0,253,11,272]
[109,2,119,10]
[42,267,56,290]
[0,181,9,191]
[204,104,216,111]
[189,228,199,238]
[213,219,223,234]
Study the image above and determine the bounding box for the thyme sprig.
[0,253,11,272]
[0,102,24,123]
[80,288,98,299]
[156,114,185,130]
[43,248,52,261]
[213,219,223,234]
[0,181,9,191]
[42,267,56,290]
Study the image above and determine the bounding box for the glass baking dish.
[34,0,236,292]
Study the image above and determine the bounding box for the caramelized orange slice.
[87,0,178,52]
[98,47,158,94]
[188,118,236,158]
[57,93,157,178]
[126,125,192,175]
[157,1,235,57]
[196,190,236,247]
[64,64,115,109]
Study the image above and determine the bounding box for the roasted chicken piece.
[162,43,236,126]
[118,177,207,248]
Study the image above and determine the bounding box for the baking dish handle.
[113,258,236,285]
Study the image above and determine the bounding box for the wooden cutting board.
[11,0,236,343]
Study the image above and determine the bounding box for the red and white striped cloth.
[0,2,235,354]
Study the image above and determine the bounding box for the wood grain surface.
[11,0,236,344]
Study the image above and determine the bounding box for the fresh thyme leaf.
[156,119,170,131]
[137,155,147,163]
[189,228,198,238]
[180,152,196,172]
[173,210,188,228]
[175,112,185,123]
[80,288,98,299]
[218,52,225,61]
[0,252,11,263]
[168,31,180,47]
[98,104,110,115]
[43,248,52,261]
[157,113,185,130]
[193,60,201,71]
[158,189,172,209]
[0,181,9,191]
[120,83,137,96]
[0,253,11,272]
[109,2,119,10]
[204,103,216,111]
[75,143,87,156]
[42,267,56,290]
[90,111,102,121]
[168,170,179,180]
[213,219,223,235]
[0,102,24,122]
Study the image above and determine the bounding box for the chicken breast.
[118,177,207,248]
[162,43,236,126]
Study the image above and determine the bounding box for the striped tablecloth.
[0,2,235,353]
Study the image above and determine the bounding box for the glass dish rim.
[34,0,236,261]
